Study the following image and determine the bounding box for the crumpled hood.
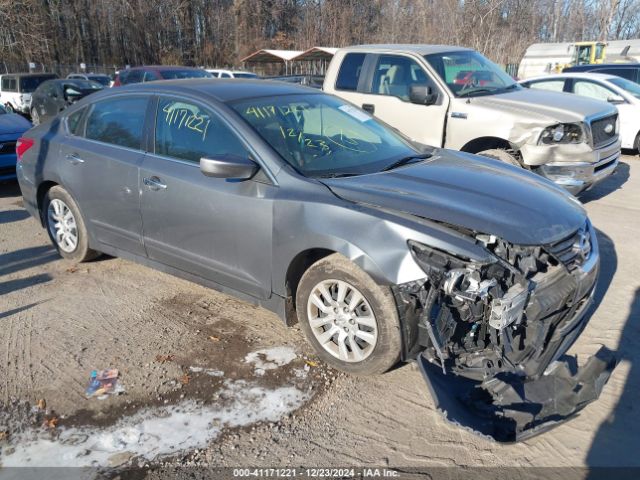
[320,150,586,245]
[471,88,617,124]
[0,114,32,135]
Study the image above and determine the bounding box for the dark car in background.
[0,73,58,114]
[267,74,324,88]
[113,66,213,86]
[30,79,103,125]
[563,63,640,84]
[67,73,111,87]
[0,104,31,181]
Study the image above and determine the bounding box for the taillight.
[16,137,34,162]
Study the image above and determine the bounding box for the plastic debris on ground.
[85,369,124,399]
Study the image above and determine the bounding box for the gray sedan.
[15,80,615,441]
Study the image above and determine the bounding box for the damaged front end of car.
[393,220,616,442]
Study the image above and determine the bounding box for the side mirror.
[200,155,258,180]
[607,94,625,104]
[409,85,438,106]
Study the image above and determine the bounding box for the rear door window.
[123,70,143,84]
[143,71,160,82]
[85,96,149,149]
[154,97,248,163]
[526,80,566,92]
[2,77,17,91]
[335,53,366,91]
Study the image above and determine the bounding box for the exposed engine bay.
[393,223,617,442]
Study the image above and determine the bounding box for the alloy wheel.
[306,279,378,362]
[47,199,78,253]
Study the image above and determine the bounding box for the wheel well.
[460,137,513,154]
[284,248,335,325]
[36,181,58,225]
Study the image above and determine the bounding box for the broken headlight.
[538,123,584,145]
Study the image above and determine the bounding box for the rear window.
[85,96,148,149]
[157,69,213,80]
[335,53,366,91]
[1,77,17,91]
[20,75,57,93]
[594,68,636,82]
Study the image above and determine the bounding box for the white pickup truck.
[323,45,621,195]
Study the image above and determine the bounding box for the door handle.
[362,103,375,114]
[65,153,85,165]
[143,176,167,191]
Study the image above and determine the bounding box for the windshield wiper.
[456,88,496,98]
[381,153,432,172]
[316,172,361,179]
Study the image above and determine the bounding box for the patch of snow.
[245,346,297,376]
[3,380,309,467]
[189,366,224,377]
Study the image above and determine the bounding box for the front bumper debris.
[418,346,616,442]
[397,222,616,442]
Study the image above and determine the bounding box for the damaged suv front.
[393,219,615,441]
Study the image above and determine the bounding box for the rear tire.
[477,148,521,167]
[634,132,640,154]
[43,186,99,262]
[295,253,401,375]
[5,103,14,114]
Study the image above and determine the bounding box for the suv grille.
[590,114,617,148]
[0,141,16,155]
[546,224,592,271]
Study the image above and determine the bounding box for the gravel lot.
[0,155,638,474]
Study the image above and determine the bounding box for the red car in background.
[113,66,213,86]
[453,70,497,86]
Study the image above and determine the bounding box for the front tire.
[44,186,99,262]
[477,148,521,167]
[295,254,401,375]
[5,103,14,114]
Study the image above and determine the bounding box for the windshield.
[231,94,421,177]
[88,75,110,86]
[20,75,57,93]
[609,77,640,100]
[424,50,520,98]
[159,69,213,79]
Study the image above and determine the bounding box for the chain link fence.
[1,62,121,78]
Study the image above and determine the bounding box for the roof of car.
[107,78,320,102]
[125,65,205,71]
[339,44,473,55]
[68,73,109,76]
[523,72,619,82]
[564,63,640,71]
